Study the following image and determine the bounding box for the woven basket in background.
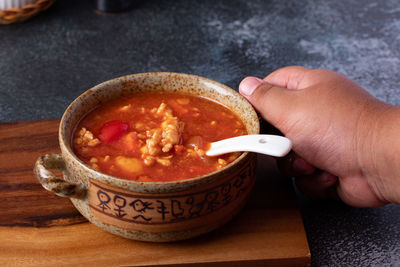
[0,0,55,24]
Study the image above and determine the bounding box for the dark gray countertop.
[1,0,399,266]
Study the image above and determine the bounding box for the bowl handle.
[34,154,87,199]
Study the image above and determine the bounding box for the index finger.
[263,66,312,90]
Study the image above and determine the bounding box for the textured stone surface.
[0,0,399,266]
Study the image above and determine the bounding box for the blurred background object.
[93,0,141,13]
[0,0,54,24]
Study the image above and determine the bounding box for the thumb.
[239,77,298,129]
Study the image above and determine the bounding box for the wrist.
[378,105,400,204]
[361,103,400,204]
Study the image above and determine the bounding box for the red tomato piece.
[99,121,129,143]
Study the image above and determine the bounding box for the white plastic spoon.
[205,134,292,157]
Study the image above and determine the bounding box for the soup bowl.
[34,72,260,242]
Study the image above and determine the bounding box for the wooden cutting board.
[0,120,310,266]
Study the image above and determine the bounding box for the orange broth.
[72,92,247,182]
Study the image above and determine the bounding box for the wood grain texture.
[0,120,85,227]
[0,120,310,266]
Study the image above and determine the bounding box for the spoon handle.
[206,134,292,157]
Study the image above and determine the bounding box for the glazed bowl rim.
[59,72,260,191]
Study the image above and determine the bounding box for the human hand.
[239,66,400,207]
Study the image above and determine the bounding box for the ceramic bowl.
[34,72,260,242]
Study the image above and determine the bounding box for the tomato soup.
[72,92,247,182]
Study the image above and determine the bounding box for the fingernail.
[293,158,315,175]
[239,77,264,96]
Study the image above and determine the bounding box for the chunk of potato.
[176,98,190,105]
[185,136,203,149]
[122,132,139,151]
[115,156,143,173]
